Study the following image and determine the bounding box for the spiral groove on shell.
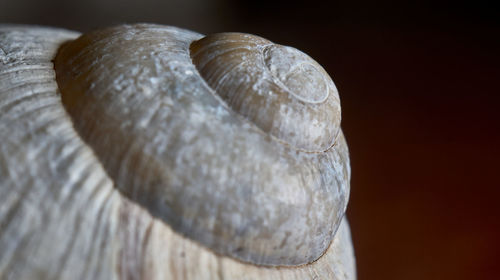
[52,24,350,266]
[190,33,341,152]
[0,23,355,279]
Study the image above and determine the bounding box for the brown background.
[2,0,499,279]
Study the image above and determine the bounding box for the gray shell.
[55,24,350,266]
[0,24,354,279]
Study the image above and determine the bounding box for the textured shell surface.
[0,23,355,279]
[190,32,341,152]
[55,24,350,266]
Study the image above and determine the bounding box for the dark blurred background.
[2,0,498,279]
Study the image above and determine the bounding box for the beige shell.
[0,24,355,279]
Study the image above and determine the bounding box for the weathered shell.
[55,24,350,266]
[0,24,355,279]
[190,32,341,152]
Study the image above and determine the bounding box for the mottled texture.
[0,24,355,279]
[55,24,350,266]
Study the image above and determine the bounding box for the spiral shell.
[0,24,354,279]
[190,32,341,152]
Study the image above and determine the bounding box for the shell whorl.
[190,33,341,152]
[51,24,350,267]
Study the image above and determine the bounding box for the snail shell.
[0,24,355,279]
